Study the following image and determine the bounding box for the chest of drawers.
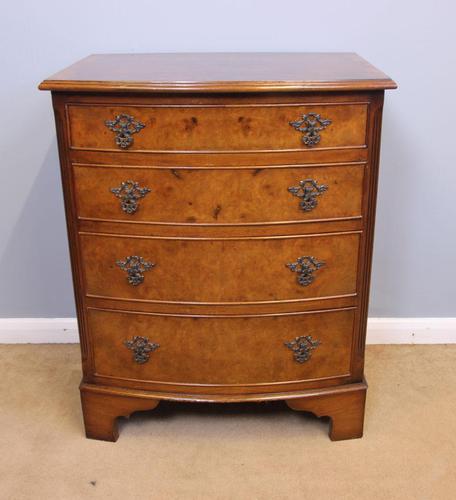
[39,53,396,441]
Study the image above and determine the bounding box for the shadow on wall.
[0,94,443,318]
[369,100,419,317]
[0,141,75,317]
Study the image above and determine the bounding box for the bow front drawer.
[73,163,365,224]
[79,231,360,304]
[66,102,368,152]
[41,52,396,441]
[89,308,355,386]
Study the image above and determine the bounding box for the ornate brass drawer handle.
[285,335,320,363]
[288,179,328,212]
[105,113,145,149]
[110,180,151,214]
[124,336,159,364]
[116,255,155,286]
[286,256,325,286]
[289,112,331,147]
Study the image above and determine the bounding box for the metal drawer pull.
[285,335,320,363]
[286,256,325,286]
[104,113,145,149]
[116,255,155,286]
[110,180,151,214]
[289,112,331,147]
[124,336,159,364]
[288,179,328,212]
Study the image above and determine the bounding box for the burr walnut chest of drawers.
[39,53,396,441]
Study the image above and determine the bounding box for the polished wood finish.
[39,52,396,93]
[80,380,367,442]
[73,162,365,224]
[89,307,355,386]
[67,102,368,152]
[80,385,159,441]
[79,231,360,303]
[286,380,367,440]
[40,53,395,441]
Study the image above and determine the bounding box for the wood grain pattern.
[84,294,358,317]
[39,53,395,441]
[67,102,368,152]
[73,162,365,224]
[286,379,367,440]
[79,231,361,303]
[80,379,367,441]
[70,145,369,166]
[89,307,355,385]
[39,53,396,93]
[80,386,159,441]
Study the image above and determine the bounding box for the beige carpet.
[0,345,455,500]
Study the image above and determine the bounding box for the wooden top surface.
[39,52,396,93]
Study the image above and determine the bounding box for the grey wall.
[1,0,455,317]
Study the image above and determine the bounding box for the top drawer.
[66,103,368,153]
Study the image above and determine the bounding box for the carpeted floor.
[0,345,455,500]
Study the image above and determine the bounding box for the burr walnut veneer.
[39,53,396,441]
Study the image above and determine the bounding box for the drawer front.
[67,103,368,152]
[80,232,360,303]
[74,163,364,224]
[89,308,354,385]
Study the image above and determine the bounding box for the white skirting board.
[0,318,80,343]
[0,318,455,344]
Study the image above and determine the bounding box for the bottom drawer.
[89,308,355,386]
